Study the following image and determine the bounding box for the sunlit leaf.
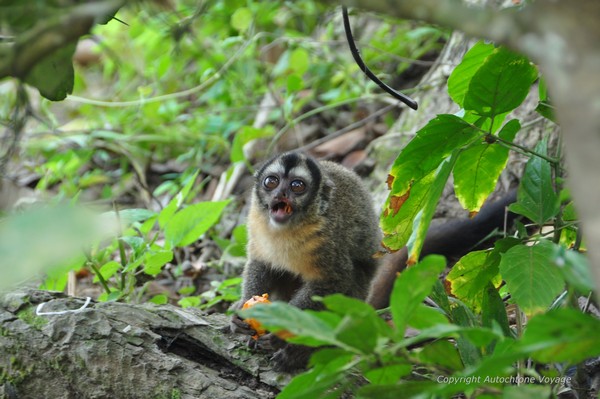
[454,119,520,212]
[448,41,495,107]
[464,46,538,117]
[164,200,230,248]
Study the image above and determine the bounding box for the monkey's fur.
[230,152,381,371]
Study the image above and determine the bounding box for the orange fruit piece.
[242,294,270,339]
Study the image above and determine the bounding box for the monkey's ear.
[318,177,335,215]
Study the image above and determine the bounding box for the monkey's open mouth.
[270,199,294,223]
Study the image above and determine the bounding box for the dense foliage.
[1,1,597,398]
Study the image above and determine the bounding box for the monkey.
[229,151,381,372]
[230,151,518,372]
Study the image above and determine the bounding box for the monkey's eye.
[290,179,306,193]
[263,176,279,190]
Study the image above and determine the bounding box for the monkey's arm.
[368,190,518,309]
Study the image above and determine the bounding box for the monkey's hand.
[271,343,313,372]
[229,313,256,335]
[249,332,286,351]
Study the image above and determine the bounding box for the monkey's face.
[254,153,323,227]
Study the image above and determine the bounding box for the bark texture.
[0,289,286,399]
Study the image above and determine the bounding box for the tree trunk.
[0,289,286,399]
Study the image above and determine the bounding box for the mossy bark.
[0,289,286,399]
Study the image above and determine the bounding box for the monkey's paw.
[229,313,255,335]
[271,343,313,372]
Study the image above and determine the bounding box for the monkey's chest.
[248,224,324,281]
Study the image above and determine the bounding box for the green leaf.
[322,294,392,352]
[430,280,452,315]
[464,46,537,117]
[446,250,502,313]
[406,150,458,263]
[520,308,600,363]
[164,200,230,248]
[536,77,556,122]
[230,126,274,164]
[158,170,200,229]
[499,240,565,316]
[385,115,478,198]
[240,302,345,349]
[448,41,495,107]
[454,119,520,212]
[93,260,121,283]
[450,303,481,366]
[24,43,76,101]
[408,303,449,330]
[358,381,441,399]
[230,7,253,32]
[481,282,511,337]
[178,296,201,308]
[390,255,446,337]
[381,115,478,250]
[502,385,552,399]
[380,170,435,251]
[555,247,595,293]
[286,74,303,92]
[278,348,351,399]
[400,324,502,350]
[289,47,310,75]
[143,250,173,276]
[508,138,559,224]
[417,340,464,372]
[364,363,412,385]
[115,208,157,225]
[149,294,168,305]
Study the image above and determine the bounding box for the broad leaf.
[158,170,200,229]
[93,260,121,283]
[24,43,76,101]
[499,240,565,316]
[384,114,478,198]
[446,250,501,313]
[364,363,412,385]
[164,200,230,248]
[509,138,559,224]
[143,250,173,276]
[464,46,537,117]
[448,41,495,107]
[240,302,344,349]
[278,348,352,399]
[381,115,478,250]
[454,119,520,212]
[406,150,458,263]
[481,282,511,337]
[521,308,600,363]
[417,339,463,372]
[390,255,446,337]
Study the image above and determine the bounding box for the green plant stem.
[492,134,558,165]
[87,260,111,295]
